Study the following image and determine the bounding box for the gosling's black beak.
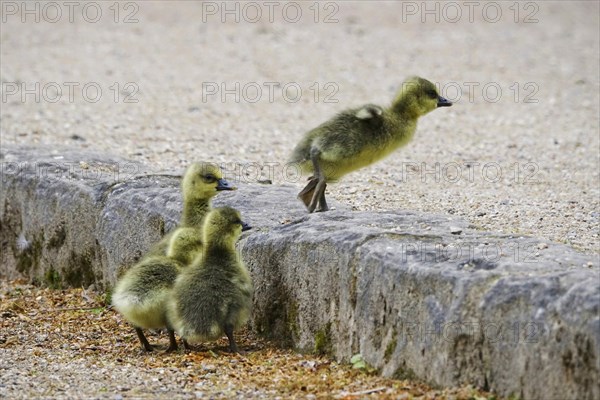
[216,179,236,191]
[241,221,252,231]
[437,95,452,107]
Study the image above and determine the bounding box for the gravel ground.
[1,1,598,253]
[0,280,495,399]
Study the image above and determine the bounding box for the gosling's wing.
[354,104,384,120]
[290,106,366,164]
[290,104,386,165]
[112,256,181,312]
[131,257,182,290]
[315,104,386,158]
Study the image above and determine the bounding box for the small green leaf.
[351,354,368,370]
[350,354,363,364]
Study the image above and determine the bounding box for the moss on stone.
[253,283,296,348]
[44,267,62,289]
[64,249,97,288]
[103,286,113,307]
[393,365,419,381]
[384,334,398,362]
[314,322,332,355]
[349,269,358,308]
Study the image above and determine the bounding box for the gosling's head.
[394,76,452,117]
[203,206,251,247]
[182,162,235,201]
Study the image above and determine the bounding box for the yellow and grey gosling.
[148,162,235,259]
[168,207,253,353]
[289,76,452,212]
[111,256,184,352]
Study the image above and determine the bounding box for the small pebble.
[202,364,216,372]
[450,227,462,235]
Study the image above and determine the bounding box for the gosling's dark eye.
[426,89,437,99]
[203,174,217,183]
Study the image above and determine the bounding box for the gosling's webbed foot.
[299,178,328,213]
[298,177,318,209]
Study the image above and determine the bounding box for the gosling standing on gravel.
[290,76,452,212]
[112,163,233,352]
[168,207,253,353]
[112,255,184,352]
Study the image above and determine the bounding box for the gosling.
[112,255,184,352]
[168,207,253,353]
[289,76,452,212]
[112,162,232,352]
[149,162,235,259]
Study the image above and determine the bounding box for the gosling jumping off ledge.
[289,76,452,213]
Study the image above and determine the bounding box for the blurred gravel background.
[2,1,598,254]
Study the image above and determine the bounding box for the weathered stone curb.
[1,146,598,400]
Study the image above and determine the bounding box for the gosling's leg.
[224,323,239,353]
[135,327,154,352]
[307,147,328,213]
[317,183,328,212]
[165,329,178,352]
[310,178,328,212]
[183,339,191,350]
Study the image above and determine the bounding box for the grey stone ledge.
[1,145,598,400]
